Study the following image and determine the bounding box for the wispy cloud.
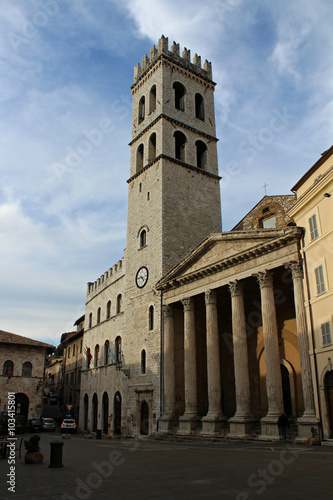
[0,0,332,343]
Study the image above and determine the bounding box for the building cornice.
[127,154,221,184]
[156,227,303,292]
[129,113,218,146]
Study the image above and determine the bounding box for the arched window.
[173,82,185,111]
[22,362,32,377]
[149,305,154,331]
[3,360,13,376]
[106,300,111,319]
[149,85,156,113]
[97,307,101,324]
[141,350,146,374]
[196,140,207,169]
[115,336,122,363]
[148,132,156,163]
[116,294,122,314]
[138,95,145,123]
[174,131,186,161]
[104,340,110,365]
[140,229,147,248]
[88,313,92,328]
[195,93,205,121]
[94,344,99,368]
[136,144,144,172]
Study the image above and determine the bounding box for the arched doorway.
[84,394,89,430]
[114,392,122,435]
[325,371,333,438]
[140,401,149,435]
[92,393,98,432]
[15,393,29,420]
[281,365,292,416]
[102,392,109,435]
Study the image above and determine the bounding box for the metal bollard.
[49,440,64,468]
[96,429,102,440]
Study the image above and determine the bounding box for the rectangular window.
[322,322,332,346]
[67,347,70,359]
[73,344,75,356]
[309,214,319,241]
[262,215,276,229]
[315,265,326,295]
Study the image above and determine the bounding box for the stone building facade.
[80,35,221,436]
[288,145,333,441]
[79,35,322,442]
[61,316,84,423]
[0,330,54,420]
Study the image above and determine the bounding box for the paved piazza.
[1,432,332,499]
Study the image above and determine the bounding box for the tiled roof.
[0,329,55,349]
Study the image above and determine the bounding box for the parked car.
[15,415,26,434]
[61,419,77,433]
[30,419,42,432]
[42,418,56,432]
[49,397,58,405]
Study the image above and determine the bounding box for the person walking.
[278,413,289,444]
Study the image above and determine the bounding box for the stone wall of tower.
[161,159,222,274]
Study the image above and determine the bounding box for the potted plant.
[24,435,44,464]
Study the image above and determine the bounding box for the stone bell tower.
[122,36,222,432]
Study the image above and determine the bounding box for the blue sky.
[0,0,332,344]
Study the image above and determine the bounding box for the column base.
[201,413,226,435]
[227,416,256,438]
[178,414,201,435]
[158,414,178,433]
[259,415,280,441]
[295,415,320,443]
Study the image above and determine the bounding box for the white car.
[42,418,56,432]
[61,419,77,433]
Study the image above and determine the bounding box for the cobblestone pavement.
[1,432,332,500]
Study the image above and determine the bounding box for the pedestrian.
[278,413,289,444]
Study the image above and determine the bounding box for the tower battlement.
[86,258,124,298]
[133,35,212,84]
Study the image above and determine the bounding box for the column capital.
[255,270,274,289]
[181,297,195,311]
[205,289,217,305]
[285,260,304,280]
[162,304,173,317]
[229,280,243,297]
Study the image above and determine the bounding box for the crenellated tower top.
[133,35,213,85]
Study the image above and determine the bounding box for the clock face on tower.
[135,266,149,288]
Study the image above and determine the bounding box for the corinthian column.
[285,261,318,440]
[229,281,253,421]
[178,297,200,433]
[158,305,177,433]
[256,271,284,422]
[202,290,225,434]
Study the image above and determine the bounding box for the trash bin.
[96,429,102,440]
[49,440,64,468]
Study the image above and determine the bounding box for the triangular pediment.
[157,228,300,287]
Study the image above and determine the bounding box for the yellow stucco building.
[289,145,333,441]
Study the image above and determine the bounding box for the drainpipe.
[159,290,164,429]
[301,233,323,439]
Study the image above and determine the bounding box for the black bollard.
[49,440,64,468]
[96,429,102,440]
